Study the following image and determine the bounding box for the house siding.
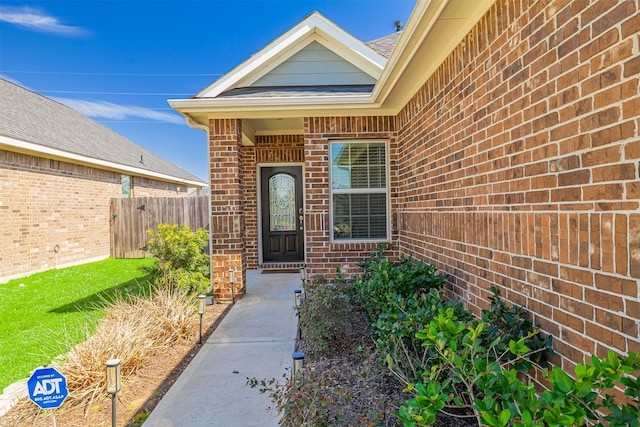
[0,149,192,281]
[395,0,640,372]
[251,41,377,87]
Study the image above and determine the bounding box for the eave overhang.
[0,135,207,188]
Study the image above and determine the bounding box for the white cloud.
[0,6,87,35]
[55,98,184,125]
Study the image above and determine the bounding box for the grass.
[0,257,155,390]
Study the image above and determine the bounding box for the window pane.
[332,193,387,240]
[331,142,386,189]
[269,174,296,231]
[121,175,131,198]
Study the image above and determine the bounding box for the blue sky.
[0,1,416,181]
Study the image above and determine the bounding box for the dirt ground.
[0,303,231,427]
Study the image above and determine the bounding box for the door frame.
[257,162,305,264]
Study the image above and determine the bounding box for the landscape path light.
[292,352,304,378]
[229,268,235,304]
[294,289,302,308]
[299,267,306,285]
[198,295,206,344]
[106,359,121,427]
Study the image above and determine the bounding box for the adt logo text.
[27,367,68,409]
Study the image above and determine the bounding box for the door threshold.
[260,262,304,274]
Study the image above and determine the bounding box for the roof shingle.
[366,31,402,58]
[0,78,204,185]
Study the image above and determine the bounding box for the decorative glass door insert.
[269,173,296,231]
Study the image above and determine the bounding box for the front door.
[261,166,304,263]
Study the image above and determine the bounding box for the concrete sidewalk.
[143,270,300,427]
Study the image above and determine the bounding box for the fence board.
[110,195,210,258]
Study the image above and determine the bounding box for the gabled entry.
[260,166,304,263]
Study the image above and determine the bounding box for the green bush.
[397,308,639,427]
[355,244,448,321]
[481,287,554,371]
[373,289,473,384]
[146,224,210,296]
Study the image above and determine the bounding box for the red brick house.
[0,79,206,281]
[171,0,640,370]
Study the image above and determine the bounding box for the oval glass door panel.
[269,173,296,231]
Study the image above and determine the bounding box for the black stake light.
[198,295,206,344]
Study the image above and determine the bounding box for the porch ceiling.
[242,117,304,145]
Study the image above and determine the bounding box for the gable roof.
[170,1,496,125]
[194,12,386,100]
[0,78,206,187]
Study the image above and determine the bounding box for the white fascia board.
[372,0,447,104]
[0,135,206,187]
[309,22,386,77]
[170,95,381,118]
[197,25,315,98]
[195,12,386,99]
[373,0,497,109]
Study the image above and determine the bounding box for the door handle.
[298,208,304,230]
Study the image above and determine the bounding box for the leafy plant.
[397,307,545,426]
[355,243,448,321]
[397,308,639,427]
[373,289,473,385]
[146,224,210,295]
[481,287,553,370]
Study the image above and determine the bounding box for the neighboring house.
[171,0,640,373]
[0,78,206,281]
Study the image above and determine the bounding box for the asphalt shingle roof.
[0,78,205,185]
[366,31,402,58]
[217,84,375,99]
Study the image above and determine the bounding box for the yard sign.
[27,366,68,409]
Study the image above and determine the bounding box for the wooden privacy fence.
[110,195,210,258]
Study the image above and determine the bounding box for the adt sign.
[27,367,68,409]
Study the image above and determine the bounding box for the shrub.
[397,308,639,427]
[481,287,554,371]
[146,224,210,295]
[355,244,448,321]
[373,289,473,385]
[297,276,355,355]
[62,285,195,410]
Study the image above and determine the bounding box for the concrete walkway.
[143,270,300,427]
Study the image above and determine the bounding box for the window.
[330,141,389,241]
[121,175,131,198]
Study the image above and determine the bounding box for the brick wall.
[395,0,640,370]
[209,119,245,300]
[132,176,191,197]
[0,150,119,280]
[303,116,399,278]
[0,149,195,281]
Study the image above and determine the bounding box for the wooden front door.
[261,166,304,263]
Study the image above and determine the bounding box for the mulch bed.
[0,303,231,427]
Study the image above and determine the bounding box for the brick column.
[209,119,246,301]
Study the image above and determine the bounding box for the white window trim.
[329,139,391,243]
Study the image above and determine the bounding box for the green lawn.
[0,258,155,390]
